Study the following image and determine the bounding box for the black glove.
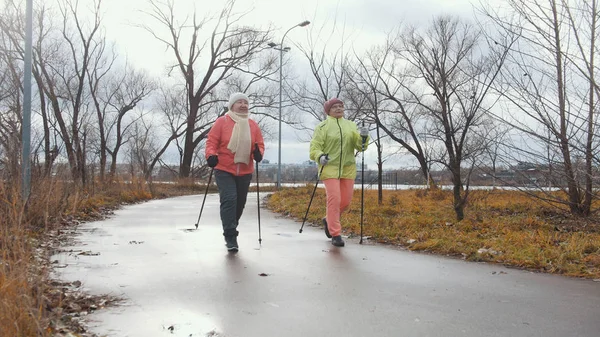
[207,155,218,168]
[253,144,263,163]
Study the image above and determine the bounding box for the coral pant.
[323,178,355,237]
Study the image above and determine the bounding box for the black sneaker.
[332,235,345,247]
[225,236,238,252]
[223,230,239,252]
[323,218,332,238]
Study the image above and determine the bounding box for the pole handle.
[361,121,368,145]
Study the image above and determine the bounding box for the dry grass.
[267,186,600,279]
[1,182,48,336]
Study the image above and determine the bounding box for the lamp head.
[267,42,277,48]
[299,20,310,27]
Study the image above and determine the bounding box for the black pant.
[214,169,253,233]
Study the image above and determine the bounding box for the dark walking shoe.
[331,235,345,247]
[225,236,238,252]
[223,230,239,252]
[323,218,332,238]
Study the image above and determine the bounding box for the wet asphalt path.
[54,194,600,337]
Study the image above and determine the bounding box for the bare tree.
[142,0,275,178]
[106,68,155,179]
[143,86,192,180]
[394,16,510,220]
[0,0,58,177]
[561,0,599,213]
[479,121,510,188]
[54,0,106,184]
[352,35,436,192]
[10,0,109,185]
[346,44,395,204]
[88,59,155,181]
[86,38,116,182]
[290,19,356,130]
[127,116,161,180]
[0,43,21,179]
[31,3,62,176]
[482,0,599,216]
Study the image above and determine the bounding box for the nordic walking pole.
[255,144,262,245]
[195,167,214,229]
[299,163,326,233]
[360,122,368,244]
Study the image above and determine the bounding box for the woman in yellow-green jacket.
[309,98,369,247]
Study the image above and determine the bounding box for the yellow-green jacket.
[309,116,370,180]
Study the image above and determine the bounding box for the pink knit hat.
[324,98,343,115]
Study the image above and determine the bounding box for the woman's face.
[329,103,344,118]
[231,99,249,114]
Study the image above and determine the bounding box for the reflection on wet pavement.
[53,194,600,337]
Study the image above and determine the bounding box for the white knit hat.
[228,92,249,111]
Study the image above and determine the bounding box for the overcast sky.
[97,0,488,169]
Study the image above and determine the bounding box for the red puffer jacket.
[205,114,265,176]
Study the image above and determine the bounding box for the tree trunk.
[179,75,199,178]
[452,169,465,221]
[376,125,383,204]
[551,0,584,217]
[34,72,53,176]
[582,0,597,217]
[180,117,196,178]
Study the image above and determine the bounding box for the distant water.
[250,183,561,192]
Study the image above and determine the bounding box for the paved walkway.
[54,194,600,337]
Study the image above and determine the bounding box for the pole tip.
[299,229,303,233]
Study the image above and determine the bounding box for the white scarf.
[226,111,251,165]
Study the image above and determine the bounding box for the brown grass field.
[266,186,600,279]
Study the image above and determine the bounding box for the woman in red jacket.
[205,92,265,252]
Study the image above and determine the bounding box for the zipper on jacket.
[336,119,343,179]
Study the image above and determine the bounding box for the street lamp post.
[272,20,310,189]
